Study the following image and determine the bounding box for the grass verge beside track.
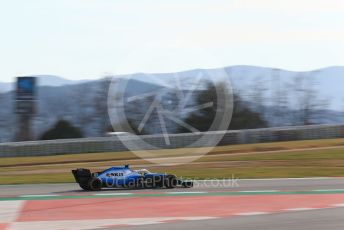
[1,138,344,184]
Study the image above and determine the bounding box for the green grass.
[0,151,139,167]
[2,138,344,167]
[1,138,344,184]
[198,149,344,162]
[2,164,344,184]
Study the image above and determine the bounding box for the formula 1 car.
[72,165,193,191]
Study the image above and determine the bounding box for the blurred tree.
[229,94,267,130]
[72,84,93,130]
[270,69,289,126]
[40,119,83,140]
[249,75,268,118]
[92,77,111,136]
[181,81,267,132]
[290,74,329,125]
[180,82,220,132]
[0,91,4,141]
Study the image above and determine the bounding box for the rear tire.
[125,180,136,189]
[88,178,102,191]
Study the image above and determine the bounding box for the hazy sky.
[0,0,344,82]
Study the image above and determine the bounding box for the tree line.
[40,75,329,140]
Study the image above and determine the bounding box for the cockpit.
[134,169,151,176]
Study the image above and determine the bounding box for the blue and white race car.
[72,165,193,191]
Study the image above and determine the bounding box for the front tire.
[182,181,194,188]
[164,175,178,189]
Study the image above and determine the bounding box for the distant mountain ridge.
[1,65,344,111]
[122,65,344,110]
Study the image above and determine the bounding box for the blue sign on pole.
[16,77,36,100]
[16,77,37,114]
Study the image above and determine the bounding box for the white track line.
[235,212,269,216]
[8,217,217,230]
[312,189,344,192]
[93,193,133,196]
[332,203,344,207]
[19,194,60,198]
[236,177,333,181]
[239,190,279,193]
[0,200,24,222]
[283,207,322,212]
[166,191,207,195]
[182,217,219,221]
[192,177,338,183]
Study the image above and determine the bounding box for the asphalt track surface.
[0,178,344,230]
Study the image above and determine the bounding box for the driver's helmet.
[136,169,150,176]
